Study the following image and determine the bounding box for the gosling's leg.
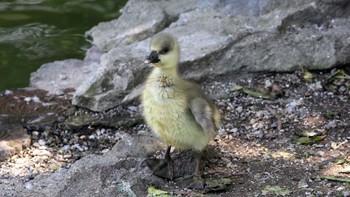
[178,151,205,189]
[144,146,174,180]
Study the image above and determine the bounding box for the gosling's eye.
[159,47,169,55]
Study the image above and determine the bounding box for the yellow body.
[141,33,220,152]
[142,68,220,151]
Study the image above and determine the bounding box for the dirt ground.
[1,67,349,196]
[149,67,350,196]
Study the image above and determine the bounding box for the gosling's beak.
[144,50,160,64]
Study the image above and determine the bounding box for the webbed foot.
[144,158,174,180]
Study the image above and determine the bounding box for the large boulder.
[30,59,100,95]
[71,0,350,111]
[29,0,350,112]
[87,0,197,52]
[9,134,167,197]
[72,42,149,111]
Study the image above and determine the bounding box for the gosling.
[142,33,220,189]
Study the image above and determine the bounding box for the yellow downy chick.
[142,33,220,189]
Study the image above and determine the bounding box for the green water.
[0,0,127,91]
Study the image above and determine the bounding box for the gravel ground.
[1,68,350,196]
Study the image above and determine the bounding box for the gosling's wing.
[189,96,218,135]
[122,84,145,103]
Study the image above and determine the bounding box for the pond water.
[0,0,127,91]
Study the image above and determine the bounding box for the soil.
[0,68,349,196]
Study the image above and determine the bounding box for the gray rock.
[220,18,350,72]
[84,46,103,63]
[63,112,142,129]
[33,0,350,113]
[72,8,232,111]
[298,178,309,188]
[87,0,197,52]
[106,134,166,158]
[16,134,166,197]
[72,41,149,111]
[30,59,99,95]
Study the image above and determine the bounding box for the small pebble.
[127,106,138,112]
[25,182,33,190]
[32,149,52,157]
[265,79,272,88]
[4,90,13,95]
[316,151,325,157]
[63,154,72,159]
[38,139,46,146]
[298,178,309,188]
[101,149,109,154]
[32,142,40,148]
[229,128,238,133]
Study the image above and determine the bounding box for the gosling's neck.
[153,65,179,76]
[150,65,180,88]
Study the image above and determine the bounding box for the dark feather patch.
[189,98,216,134]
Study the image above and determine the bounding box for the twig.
[320,175,350,183]
[332,140,348,149]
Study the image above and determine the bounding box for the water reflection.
[0,0,126,91]
[1,23,85,60]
